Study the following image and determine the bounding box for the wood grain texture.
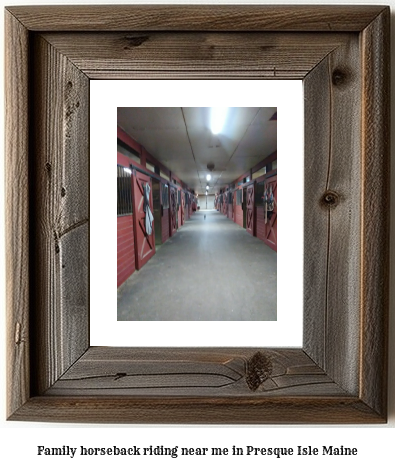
[325,38,362,394]
[5,5,389,424]
[9,396,383,425]
[5,10,30,418]
[360,8,390,417]
[46,347,345,397]
[303,56,331,370]
[304,35,362,396]
[30,35,90,395]
[6,5,386,32]
[59,225,89,368]
[42,32,350,80]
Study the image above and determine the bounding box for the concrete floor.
[117,210,277,321]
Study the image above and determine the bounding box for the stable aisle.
[117,210,276,321]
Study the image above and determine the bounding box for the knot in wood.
[246,351,273,391]
[124,35,149,48]
[321,190,340,208]
[332,68,348,87]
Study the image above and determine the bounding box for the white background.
[1,0,394,469]
[91,80,303,347]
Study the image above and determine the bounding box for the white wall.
[0,1,394,468]
[198,195,215,210]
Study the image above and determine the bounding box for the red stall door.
[264,175,277,252]
[246,183,255,236]
[228,194,233,220]
[132,171,156,270]
[233,192,236,222]
[223,192,228,216]
[177,190,182,228]
[181,191,185,226]
[169,186,177,236]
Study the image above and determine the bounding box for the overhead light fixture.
[205,191,208,195]
[206,185,209,190]
[206,174,211,181]
[124,167,132,174]
[211,107,228,135]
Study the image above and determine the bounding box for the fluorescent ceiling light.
[211,107,228,135]
[206,185,209,190]
[206,174,211,181]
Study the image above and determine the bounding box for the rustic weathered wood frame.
[5,5,390,424]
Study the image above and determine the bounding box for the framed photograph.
[5,5,389,423]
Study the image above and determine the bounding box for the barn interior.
[117,107,277,321]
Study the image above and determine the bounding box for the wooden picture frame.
[5,5,390,424]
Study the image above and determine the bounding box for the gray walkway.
[117,210,277,321]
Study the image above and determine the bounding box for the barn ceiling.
[117,107,277,195]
